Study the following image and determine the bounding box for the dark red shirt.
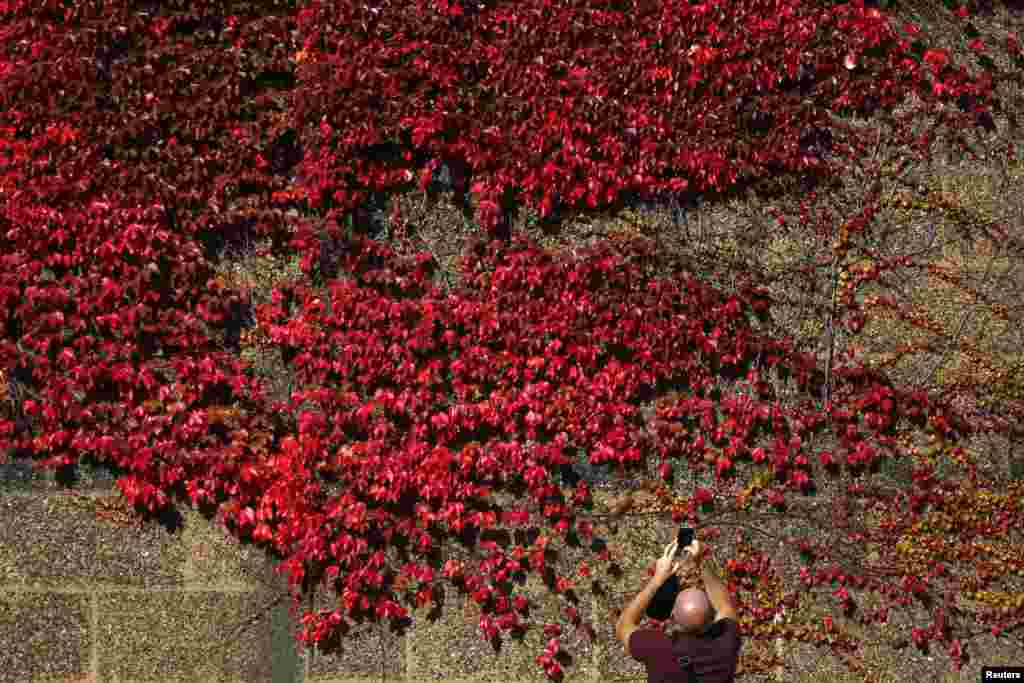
[628,618,742,683]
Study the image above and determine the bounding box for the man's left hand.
[654,540,681,584]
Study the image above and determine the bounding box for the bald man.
[672,587,718,633]
[616,540,742,682]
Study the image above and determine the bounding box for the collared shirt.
[628,618,742,683]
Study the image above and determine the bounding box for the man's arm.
[695,553,737,622]
[615,576,663,632]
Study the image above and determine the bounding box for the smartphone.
[677,527,694,551]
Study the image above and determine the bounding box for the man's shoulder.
[628,626,673,651]
[634,618,741,644]
[630,627,669,643]
[707,617,743,660]
[710,617,742,640]
[713,617,740,631]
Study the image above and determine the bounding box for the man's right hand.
[681,539,702,568]
[683,540,738,622]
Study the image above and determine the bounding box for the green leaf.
[1010,458,1024,482]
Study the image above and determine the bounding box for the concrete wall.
[0,456,685,683]
[0,460,311,683]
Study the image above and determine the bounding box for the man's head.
[671,588,716,635]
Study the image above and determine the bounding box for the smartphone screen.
[678,527,694,549]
